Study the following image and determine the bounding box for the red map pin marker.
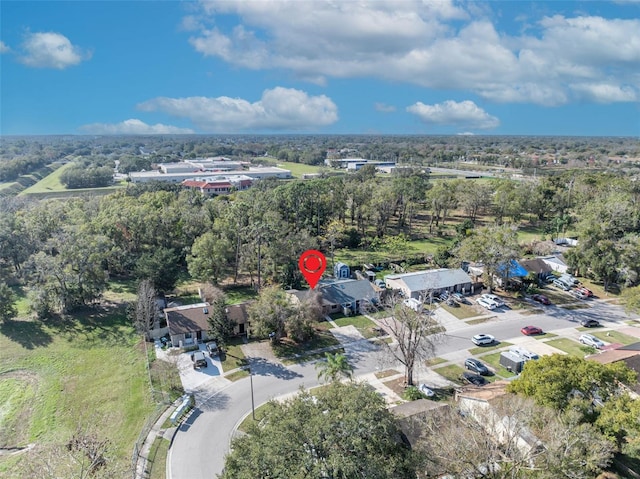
[299,250,326,289]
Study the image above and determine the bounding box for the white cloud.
[19,32,89,69]
[407,100,499,129]
[570,83,637,103]
[186,2,640,106]
[0,41,10,53]
[80,119,194,135]
[137,87,338,132]
[374,102,396,113]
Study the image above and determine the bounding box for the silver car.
[579,334,605,349]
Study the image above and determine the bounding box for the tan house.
[165,303,211,347]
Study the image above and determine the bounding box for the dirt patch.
[383,377,408,397]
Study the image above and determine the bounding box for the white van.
[509,346,539,361]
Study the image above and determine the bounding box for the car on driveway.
[577,286,593,297]
[481,293,505,307]
[580,319,601,328]
[570,289,589,300]
[579,334,605,349]
[191,351,208,369]
[465,358,491,376]
[206,341,219,357]
[521,325,544,336]
[460,372,488,386]
[452,292,470,304]
[531,294,551,305]
[471,334,495,346]
[476,298,497,310]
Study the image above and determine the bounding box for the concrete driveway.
[166,344,225,392]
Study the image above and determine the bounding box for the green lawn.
[441,303,482,320]
[272,330,341,360]
[147,436,170,479]
[591,330,639,346]
[274,160,326,178]
[332,314,378,338]
[220,337,248,372]
[546,338,594,357]
[0,305,155,477]
[433,364,465,384]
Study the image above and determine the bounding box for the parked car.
[471,334,495,346]
[580,319,601,328]
[481,293,505,307]
[452,292,470,304]
[579,334,605,349]
[476,298,496,310]
[521,325,543,336]
[531,294,550,305]
[191,351,208,369]
[446,298,460,307]
[465,358,491,376]
[553,279,571,291]
[570,289,589,300]
[206,341,219,357]
[460,372,488,386]
[418,384,435,397]
[576,286,593,297]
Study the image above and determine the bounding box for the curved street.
[168,298,637,479]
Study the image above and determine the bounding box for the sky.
[1,0,639,136]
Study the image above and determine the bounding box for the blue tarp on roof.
[496,260,528,278]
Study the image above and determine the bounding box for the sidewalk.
[135,399,182,479]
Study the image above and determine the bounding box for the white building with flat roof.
[129,166,292,183]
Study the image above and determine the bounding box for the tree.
[413,395,614,479]
[595,393,640,454]
[456,224,521,291]
[315,352,353,383]
[187,231,234,284]
[623,285,640,315]
[204,286,235,351]
[507,354,637,411]
[0,282,17,322]
[133,279,156,340]
[220,382,417,479]
[134,247,180,293]
[247,286,293,341]
[372,296,444,386]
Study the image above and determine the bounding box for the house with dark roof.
[165,302,211,347]
[288,279,379,316]
[586,341,640,397]
[519,258,554,282]
[225,302,251,336]
[384,268,473,300]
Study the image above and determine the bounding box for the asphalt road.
[168,297,633,479]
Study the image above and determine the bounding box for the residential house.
[456,381,544,460]
[586,342,640,397]
[288,279,379,316]
[495,260,529,287]
[226,302,251,337]
[165,303,211,347]
[384,268,473,300]
[540,255,569,274]
[519,258,554,282]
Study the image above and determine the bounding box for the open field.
[274,161,328,178]
[0,304,155,477]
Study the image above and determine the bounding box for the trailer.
[499,351,525,374]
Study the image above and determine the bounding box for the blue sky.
[1,0,639,136]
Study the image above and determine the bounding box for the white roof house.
[540,255,569,274]
[384,268,473,300]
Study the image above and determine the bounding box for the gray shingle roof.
[385,268,472,292]
[319,279,378,305]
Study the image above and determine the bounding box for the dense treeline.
[1,157,640,318]
[0,155,49,181]
[60,164,114,188]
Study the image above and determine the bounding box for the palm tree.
[315,352,353,383]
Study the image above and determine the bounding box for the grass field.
[0,304,155,477]
[274,160,327,178]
